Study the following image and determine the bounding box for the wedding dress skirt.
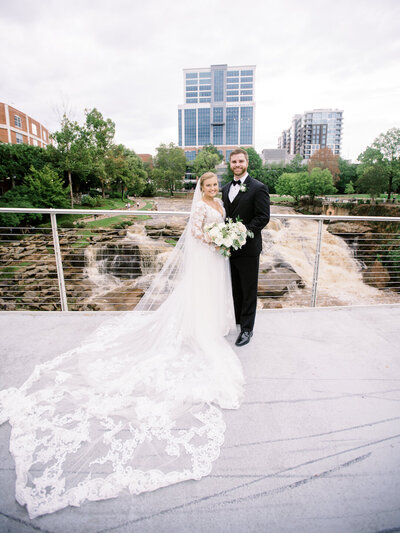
[0,205,244,518]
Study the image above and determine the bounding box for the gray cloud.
[0,0,399,160]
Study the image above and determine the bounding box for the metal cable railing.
[0,207,399,311]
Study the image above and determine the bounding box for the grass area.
[270,195,295,203]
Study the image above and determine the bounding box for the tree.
[275,172,306,202]
[0,165,69,226]
[308,147,340,183]
[355,165,388,202]
[307,168,337,202]
[84,108,116,198]
[153,143,186,194]
[106,145,147,198]
[276,169,336,202]
[287,154,305,173]
[192,146,221,177]
[0,143,49,186]
[371,127,400,199]
[344,181,355,194]
[52,114,91,207]
[337,158,358,193]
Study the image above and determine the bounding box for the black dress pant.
[230,255,260,332]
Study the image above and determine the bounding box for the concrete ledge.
[1,306,400,532]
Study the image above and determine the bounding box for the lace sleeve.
[191,202,215,249]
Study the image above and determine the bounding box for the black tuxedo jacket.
[222,175,270,257]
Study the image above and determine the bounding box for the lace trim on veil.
[0,180,244,518]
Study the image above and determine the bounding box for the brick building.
[0,102,50,147]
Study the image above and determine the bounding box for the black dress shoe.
[235,330,253,347]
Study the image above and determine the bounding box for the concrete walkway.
[0,306,400,533]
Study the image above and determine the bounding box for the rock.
[327,222,372,235]
[363,260,390,289]
[260,300,283,309]
[258,267,304,297]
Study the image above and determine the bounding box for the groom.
[222,148,270,347]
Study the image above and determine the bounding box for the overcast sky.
[1,0,399,162]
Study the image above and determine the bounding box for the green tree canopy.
[51,114,92,207]
[84,108,116,198]
[337,158,358,194]
[0,165,69,226]
[276,169,336,202]
[358,128,400,199]
[355,165,388,201]
[192,146,222,177]
[106,145,147,198]
[153,143,186,194]
[0,143,49,183]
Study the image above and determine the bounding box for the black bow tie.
[231,180,241,186]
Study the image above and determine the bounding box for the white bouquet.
[204,218,254,257]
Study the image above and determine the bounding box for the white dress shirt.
[228,173,248,203]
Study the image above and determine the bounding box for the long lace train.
[0,192,244,518]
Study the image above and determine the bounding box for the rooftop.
[1,305,399,532]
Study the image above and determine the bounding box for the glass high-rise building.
[278,109,343,159]
[178,64,256,161]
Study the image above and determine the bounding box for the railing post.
[50,212,68,312]
[311,219,323,307]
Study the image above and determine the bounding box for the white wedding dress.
[0,185,244,518]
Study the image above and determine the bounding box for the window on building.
[240,96,252,101]
[186,73,198,79]
[213,69,225,102]
[241,70,253,76]
[199,85,211,91]
[226,83,239,89]
[185,150,197,161]
[199,72,211,78]
[178,109,182,146]
[227,90,239,96]
[186,80,198,86]
[184,109,197,146]
[227,71,239,77]
[186,86,198,92]
[199,98,211,103]
[16,132,24,144]
[31,123,38,135]
[186,98,198,104]
[198,108,210,146]
[14,115,22,128]
[241,83,253,89]
[241,76,253,83]
[225,149,233,162]
[240,90,252,95]
[240,107,253,144]
[213,107,224,145]
[227,97,239,102]
[226,107,239,145]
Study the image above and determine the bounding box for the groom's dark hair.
[229,148,249,161]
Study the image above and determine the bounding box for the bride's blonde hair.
[199,172,218,191]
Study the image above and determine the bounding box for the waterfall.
[263,206,396,306]
[84,246,122,295]
[81,212,398,310]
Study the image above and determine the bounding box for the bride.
[0,172,245,518]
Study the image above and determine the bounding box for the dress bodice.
[191,199,225,244]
